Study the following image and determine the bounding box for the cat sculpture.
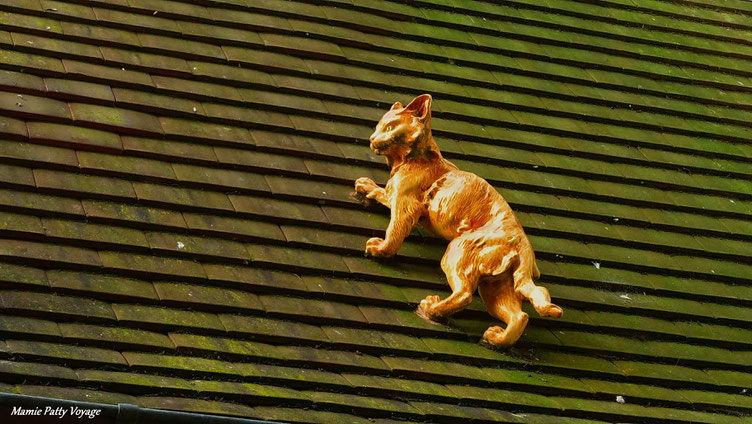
[354,94,563,348]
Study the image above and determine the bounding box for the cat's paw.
[538,303,563,318]
[419,295,441,318]
[365,237,391,257]
[482,326,512,348]
[355,177,378,195]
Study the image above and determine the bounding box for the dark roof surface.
[0,0,751,423]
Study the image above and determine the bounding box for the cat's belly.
[422,170,509,240]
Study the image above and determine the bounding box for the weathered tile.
[7,340,127,366]
[132,182,234,211]
[247,243,350,273]
[0,210,44,235]
[182,213,284,241]
[12,32,101,61]
[59,322,174,349]
[153,282,263,312]
[0,116,29,139]
[99,251,206,279]
[219,314,328,343]
[137,396,257,418]
[0,359,77,382]
[47,269,158,300]
[70,103,163,135]
[306,390,420,416]
[0,239,102,267]
[44,78,114,102]
[121,136,216,162]
[213,146,307,175]
[0,314,59,337]
[0,91,70,120]
[259,295,367,324]
[82,200,187,229]
[159,117,254,144]
[62,59,153,87]
[0,47,65,74]
[77,369,193,391]
[27,122,122,151]
[171,163,270,193]
[138,33,225,60]
[113,87,204,116]
[1,290,114,320]
[112,304,224,331]
[202,263,307,292]
[229,194,328,224]
[35,169,136,199]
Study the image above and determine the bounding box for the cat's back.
[423,169,511,240]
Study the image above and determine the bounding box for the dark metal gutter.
[0,393,282,424]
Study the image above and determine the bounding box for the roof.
[0,0,751,422]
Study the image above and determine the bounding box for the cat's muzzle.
[370,138,394,154]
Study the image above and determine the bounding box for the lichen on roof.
[0,0,751,422]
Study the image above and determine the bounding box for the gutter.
[0,393,281,424]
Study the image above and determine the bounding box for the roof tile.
[7,339,127,366]
[47,269,158,301]
[11,32,103,61]
[159,116,254,144]
[222,45,310,73]
[260,294,367,324]
[34,169,136,199]
[153,282,263,312]
[81,199,187,229]
[62,59,153,87]
[219,314,329,343]
[59,321,174,349]
[121,135,216,162]
[77,150,176,180]
[92,7,180,34]
[202,263,307,292]
[112,303,224,331]
[132,182,234,211]
[137,396,256,419]
[0,314,59,338]
[138,33,225,60]
[44,78,115,103]
[113,87,205,116]
[0,47,65,74]
[27,122,122,151]
[98,251,206,279]
[0,91,70,120]
[0,359,78,382]
[0,290,114,320]
[70,103,163,135]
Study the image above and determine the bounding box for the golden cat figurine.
[355,94,563,348]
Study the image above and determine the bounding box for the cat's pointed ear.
[390,101,403,111]
[404,94,432,122]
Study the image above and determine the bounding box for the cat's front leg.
[355,177,389,207]
[366,197,423,257]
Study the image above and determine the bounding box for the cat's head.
[369,94,438,162]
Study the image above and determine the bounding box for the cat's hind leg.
[514,266,562,318]
[479,275,528,348]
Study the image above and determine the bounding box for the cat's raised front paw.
[365,237,391,257]
[355,177,378,195]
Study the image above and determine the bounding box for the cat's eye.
[385,125,393,131]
